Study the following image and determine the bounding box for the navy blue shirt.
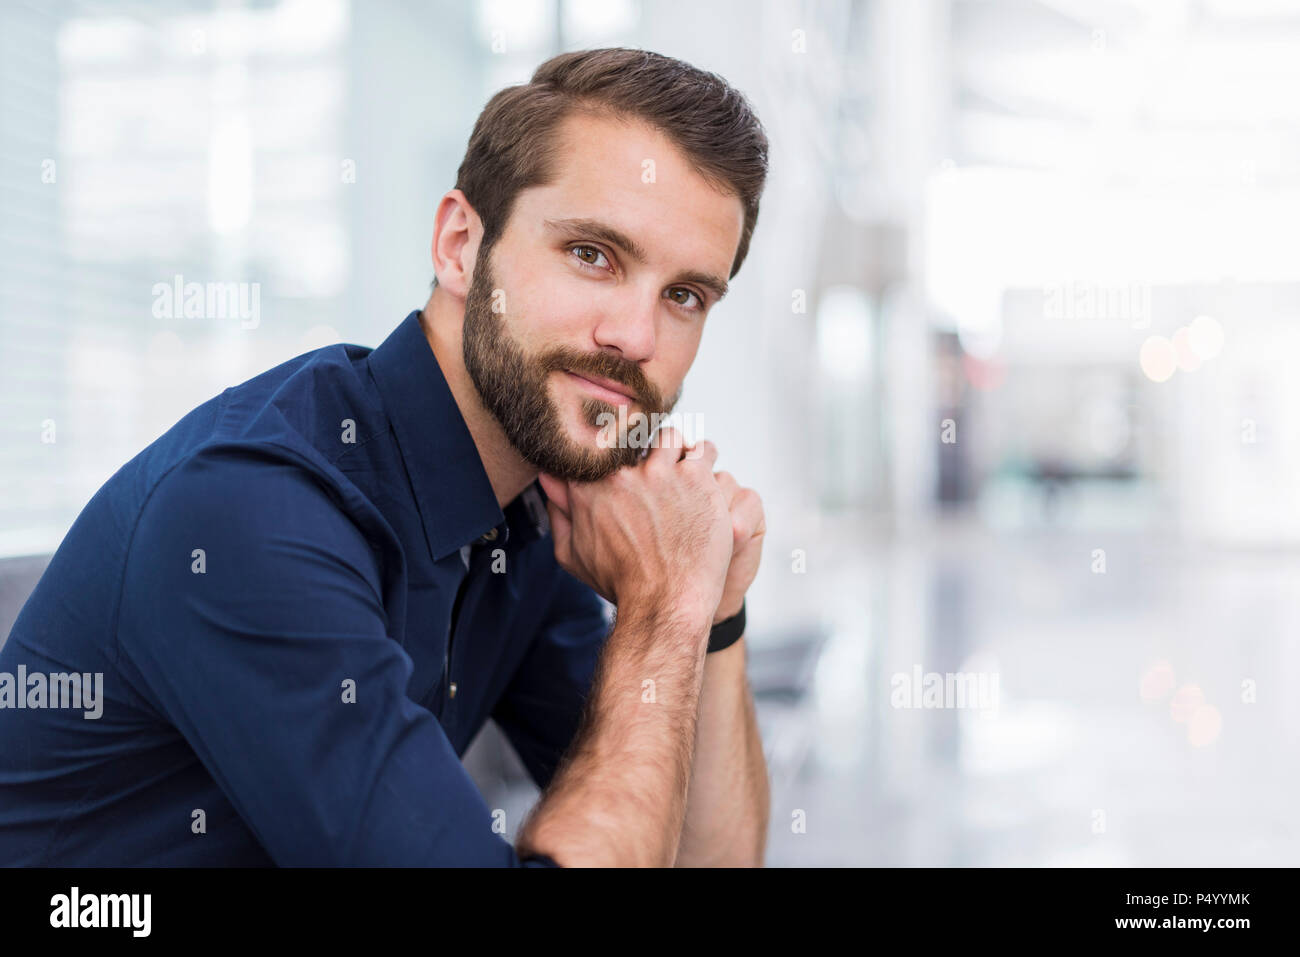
[0,310,612,866]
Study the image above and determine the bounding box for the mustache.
[541,349,662,409]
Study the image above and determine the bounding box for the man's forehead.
[550,110,664,169]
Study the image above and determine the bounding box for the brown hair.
[434,47,769,289]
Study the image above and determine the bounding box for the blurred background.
[2,0,1298,866]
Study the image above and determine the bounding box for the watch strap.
[707,600,746,653]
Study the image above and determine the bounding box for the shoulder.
[126,443,387,611]
[146,442,358,530]
[216,342,390,468]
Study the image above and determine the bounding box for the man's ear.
[430,188,481,299]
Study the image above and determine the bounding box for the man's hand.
[537,427,733,627]
[521,428,767,867]
[706,467,765,624]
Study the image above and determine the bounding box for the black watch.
[707,600,746,653]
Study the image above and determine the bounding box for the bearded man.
[0,47,770,868]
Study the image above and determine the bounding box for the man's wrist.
[712,596,745,626]
[617,589,715,635]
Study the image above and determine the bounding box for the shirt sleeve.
[490,565,613,791]
[116,446,555,866]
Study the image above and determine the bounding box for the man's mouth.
[563,369,637,405]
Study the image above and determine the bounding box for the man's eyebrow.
[543,217,730,302]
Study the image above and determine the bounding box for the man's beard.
[462,244,677,483]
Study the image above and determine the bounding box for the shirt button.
[449,682,458,699]
[481,527,498,542]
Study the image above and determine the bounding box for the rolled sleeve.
[116,448,545,866]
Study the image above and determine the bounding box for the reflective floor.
[757,518,1300,867]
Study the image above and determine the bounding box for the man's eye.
[667,287,703,311]
[570,246,702,314]
[571,245,609,269]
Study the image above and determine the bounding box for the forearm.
[673,635,769,867]
[515,598,712,867]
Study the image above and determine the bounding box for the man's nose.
[591,288,657,362]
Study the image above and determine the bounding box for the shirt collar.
[367,310,549,562]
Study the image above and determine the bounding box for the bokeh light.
[1139,659,1177,702]
[1140,335,1177,382]
[1172,326,1201,372]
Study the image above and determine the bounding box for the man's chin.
[526,453,626,484]
[524,423,639,482]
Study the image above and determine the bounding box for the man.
[0,47,770,867]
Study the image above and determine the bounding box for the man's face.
[461,110,745,483]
